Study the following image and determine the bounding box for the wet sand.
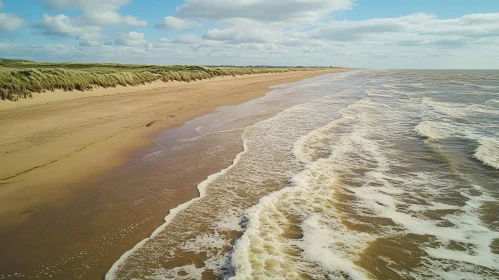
[0,128,244,279]
[0,70,347,279]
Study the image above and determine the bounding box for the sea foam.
[474,137,499,169]
[105,140,249,280]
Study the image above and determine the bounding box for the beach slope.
[0,70,345,229]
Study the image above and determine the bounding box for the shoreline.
[0,69,347,230]
[107,137,249,279]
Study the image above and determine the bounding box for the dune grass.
[0,59,334,101]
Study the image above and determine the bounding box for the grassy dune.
[0,59,334,101]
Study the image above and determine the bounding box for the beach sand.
[0,69,346,279]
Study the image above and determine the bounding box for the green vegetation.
[0,59,333,101]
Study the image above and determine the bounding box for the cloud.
[175,0,353,22]
[395,38,468,48]
[192,12,499,52]
[0,13,25,31]
[115,31,150,47]
[42,0,146,26]
[79,40,101,47]
[0,1,25,31]
[152,38,172,48]
[460,13,499,24]
[432,38,468,48]
[33,14,100,41]
[156,16,202,30]
[172,35,204,44]
[4,0,499,70]
[309,17,411,41]
[172,35,221,49]
[201,18,293,46]
[305,12,499,45]
[203,27,271,44]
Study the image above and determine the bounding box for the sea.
[106,70,499,280]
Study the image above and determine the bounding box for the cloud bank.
[1,0,498,68]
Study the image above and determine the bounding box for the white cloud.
[153,38,172,48]
[172,35,222,50]
[163,11,499,63]
[43,0,146,26]
[459,13,499,24]
[175,0,353,22]
[156,16,202,30]
[34,14,100,41]
[0,13,25,31]
[202,18,289,45]
[5,0,499,70]
[304,13,499,45]
[115,31,150,47]
[173,35,204,45]
[0,1,25,31]
[203,27,270,44]
[1,35,498,69]
[79,40,102,47]
[309,19,405,41]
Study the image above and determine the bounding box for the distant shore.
[0,69,348,230]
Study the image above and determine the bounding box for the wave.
[366,89,391,97]
[422,97,465,118]
[486,99,499,106]
[423,97,499,117]
[232,91,499,279]
[415,120,455,140]
[230,99,381,279]
[105,69,499,279]
[105,80,361,279]
[473,137,499,169]
[383,84,407,95]
[105,140,250,280]
[449,79,499,90]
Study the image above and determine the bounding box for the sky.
[0,0,498,68]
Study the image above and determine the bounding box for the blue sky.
[0,0,498,68]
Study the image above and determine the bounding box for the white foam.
[105,140,249,280]
[415,120,451,140]
[230,98,391,279]
[366,89,391,97]
[473,137,499,169]
[422,97,465,118]
[408,202,459,212]
[214,209,243,232]
[383,84,406,95]
[182,233,227,253]
[414,119,482,141]
[299,214,371,280]
[297,87,499,278]
[229,170,373,280]
[424,189,499,270]
[353,168,499,275]
[147,265,204,280]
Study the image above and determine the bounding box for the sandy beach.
[0,70,345,279]
[0,70,342,229]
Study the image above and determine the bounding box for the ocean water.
[107,70,499,280]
